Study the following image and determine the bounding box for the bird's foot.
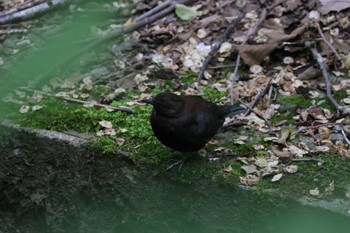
[165,158,187,171]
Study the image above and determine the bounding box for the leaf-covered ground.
[1,0,350,196]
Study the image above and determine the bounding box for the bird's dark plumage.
[143,92,245,152]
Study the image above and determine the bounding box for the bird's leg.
[165,154,190,171]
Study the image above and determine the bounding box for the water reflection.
[55,178,350,233]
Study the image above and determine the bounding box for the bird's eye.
[162,98,167,102]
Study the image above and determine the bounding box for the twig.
[196,12,245,82]
[207,64,237,69]
[0,0,72,24]
[245,72,275,115]
[290,122,341,138]
[238,98,273,133]
[306,42,350,115]
[20,87,135,114]
[229,8,268,104]
[136,0,174,22]
[289,158,324,164]
[316,22,341,60]
[0,28,28,34]
[340,127,350,145]
[0,0,45,17]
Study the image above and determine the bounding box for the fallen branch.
[316,22,341,61]
[0,0,45,18]
[136,0,175,22]
[0,28,28,35]
[229,8,268,104]
[0,0,72,24]
[340,127,350,146]
[20,87,135,114]
[196,12,245,82]
[290,122,342,138]
[306,42,350,115]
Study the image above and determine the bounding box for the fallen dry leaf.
[271,173,283,182]
[309,188,320,196]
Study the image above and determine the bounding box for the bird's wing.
[178,103,222,140]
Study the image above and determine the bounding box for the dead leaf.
[255,158,268,168]
[309,188,320,196]
[99,120,113,129]
[241,164,257,174]
[237,43,279,65]
[325,181,335,195]
[276,130,291,145]
[223,165,233,173]
[271,146,292,158]
[318,127,331,140]
[240,174,260,186]
[285,165,298,173]
[271,173,283,182]
[175,4,198,21]
[19,105,30,113]
[116,138,125,146]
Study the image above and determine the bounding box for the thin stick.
[306,42,350,115]
[196,12,245,82]
[238,98,273,133]
[0,0,72,24]
[340,127,350,145]
[290,158,324,164]
[20,87,135,114]
[316,22,341,60]
[229,8,268,104]
[0,28,28,35]
[136,0,174,22]
[290,122,341,137]
[246,73,275,115]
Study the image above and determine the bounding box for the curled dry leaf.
[271,173,283,182]
[82,77,93,90]
[288,145,308,157]
[285,165,298,173]
[241,164,257,174]
[99,120,113,129]
[32,105,43,111]
[219,42,233,54]
[318,127,331,140]
[255,158,268,168]
[197,28,207,39]
[116,138,125,146]
[271,146,292,158]
[240,174,260,186]
[19,105,30,113]
[253,144,265,150]
[325,181,335,195]
[223,165,233,173]
[309,188,320,196]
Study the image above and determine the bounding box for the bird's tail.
[221,104,246,117]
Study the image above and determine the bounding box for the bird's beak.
[141,98,155,105]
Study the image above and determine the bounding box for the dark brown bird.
[142,92,245,154]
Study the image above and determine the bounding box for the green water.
[11,178,348,233]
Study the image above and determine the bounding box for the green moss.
[334,90,348,101]
[278,94,311,108]
[201,87,227,100]
[262,155,350,198]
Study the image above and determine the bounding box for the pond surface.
[6,177,348,233]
